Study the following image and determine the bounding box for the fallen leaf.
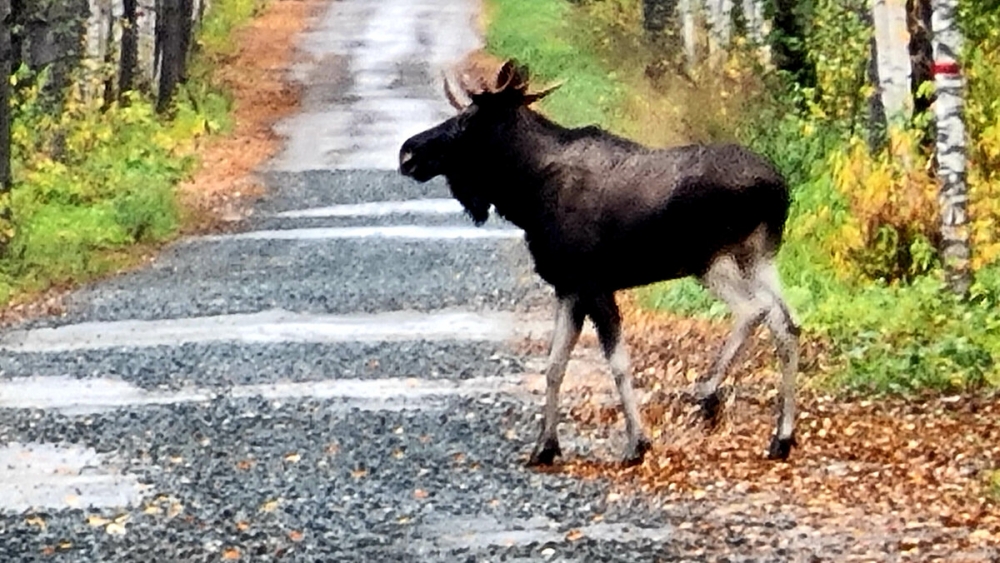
[283,452,301,463]
[236,459,255,471]
[565,529,585,541]
[259,500,280,513]
[105,522,127,536]
[236,521,250,532]
[222,547,240,560]
[87,515,110,527]
[288,530,304,542]
[414,489,429,499]
[64,495,80,508]
[351,468,368,479]
[25,516,46,530]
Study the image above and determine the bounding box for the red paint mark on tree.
[932,61,961,76]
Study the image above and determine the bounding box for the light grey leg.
[590,293,651,465]
[754,260,800,460]
[527,295,584,466]
[697,255,767,417]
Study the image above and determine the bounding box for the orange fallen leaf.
[414,489,429,499]
[565,529,585,541]
[222,547,240,560]
[288,530,304,542]
[236,521,250,532]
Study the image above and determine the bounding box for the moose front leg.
[590,293,651,466]
[527,295,585,466]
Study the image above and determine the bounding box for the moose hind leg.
[697,255,767,421]
[528,295,585,467]
[755,260,801,460]
[590,293,651,466]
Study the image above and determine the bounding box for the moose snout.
[399,149,416,175]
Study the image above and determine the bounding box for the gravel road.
[0,0,886,561]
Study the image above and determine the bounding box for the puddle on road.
[192,225,523,243]
[273,198,464,218]
[0,375,529,414]
[0,308,550,353]
[419,514,672,550]
[0,442,150,513]
[269,0,481,171]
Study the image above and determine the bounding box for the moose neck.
[455,107,569,233]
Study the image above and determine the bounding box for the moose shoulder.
[399,56,800,467]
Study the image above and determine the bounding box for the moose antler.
[442,50,563,109]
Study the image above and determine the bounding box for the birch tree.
[871,0,913,126]
[704,0,734,58]
[930,0,971,295]
[680,0,697,69]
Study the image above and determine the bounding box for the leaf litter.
[526,293,1000,559]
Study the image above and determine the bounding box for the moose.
[398,54,800,467]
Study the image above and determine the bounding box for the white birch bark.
[741,0,770,64]
[680,0,697,69]
[85,0,112,101]
[871,0,913,125]
[137,0,158,90]
[704,0,733,55]
[931,0,971,295]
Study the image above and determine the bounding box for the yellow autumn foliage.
[829,129,940,283]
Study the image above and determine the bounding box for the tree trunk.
[680,0,697,69]
[770,0,815,87]
[705,0,733,56]
[863,8,888,152]
[930,0,971,296]
[85,0,111,102]
[643,0,679,35]
[120,0,138,98]
[156,0,185,113]
[871,0,913,126]
[0,0,12,256]
[8,0,22,72]
[907,0,934,149]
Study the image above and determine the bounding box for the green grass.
[0,0,266,305]
[484,0,1000,396]
[484,0,627,129]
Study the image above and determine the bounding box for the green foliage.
[484,0,628,129]
[0,0,265,305]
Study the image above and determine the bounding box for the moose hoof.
[622,437,652,467]
[527,438,562,467]
[766,435,797,460]
[699,392,721,423]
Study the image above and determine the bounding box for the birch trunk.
[680,0,697,69]
[704,0,733,57]
[137,0,157,91]
[85,0,112,102]
[871,0,913,126]
[930,0,971,295]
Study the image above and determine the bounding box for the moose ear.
[495,60,518,91]
[523,81,564,105]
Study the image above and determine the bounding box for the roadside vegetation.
[484,0,1000,395]
[0,0,269,307]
